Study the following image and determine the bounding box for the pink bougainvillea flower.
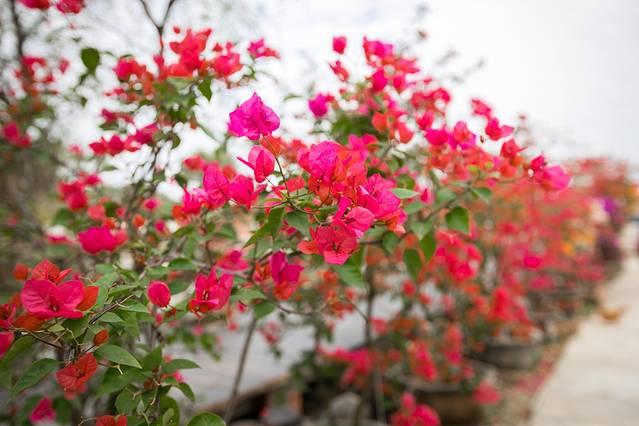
[56,353,97,399]
[0,331,14,358]
[247,38,279,59]
[29,398,56,424]
[473,380,501,405]
[425,128,450,146]
[217,249,249,271]
[485,117,514,141]
[21,279,85,319]
[189,268,233,314]
[370,68,388,92]
[298,223,358,265]
[332,36,347,54]
[228,92,280,140]
[391,392,440,426]
[536,165,571,191]
[270,251,303,300]
[237,145,275,183]
[203,165,231,209]
[147,281,171,308]
[308,93,333,118]
[450,121,477,150]
[229,174,262,210]
[77,226,124,254]
[333,197,375,238]
[471,98,493,119]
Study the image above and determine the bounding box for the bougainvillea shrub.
[0,1,631,425]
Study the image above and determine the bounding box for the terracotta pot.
[476,331,543,370]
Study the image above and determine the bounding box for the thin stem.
[224,316,258,422]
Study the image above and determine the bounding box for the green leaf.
[231,288,266,304]
[98,312,123,323]
[254,302,276,320]
[391,188,419,199]
[436,188,456,204]
[198,77,213,101]
[188,413,225,426]
[445,206,470,234]
[169,258,197,271]
[164,359,200,374]
[420,231,437,262]
[471,187,492,202]
[332,252,365,288]
[410,220,433,240]
[12,358,58,395]
[96,368,145,396]
[143,347,163,371]
[0,337,34,369]
[177,383,195,402]
[80,47,100,74]
[115,390,139,414]
[285,211,310,236]
[262,207,285,238]
[96,344,141,368]
[403,249,422,283]
[381,232,400,255]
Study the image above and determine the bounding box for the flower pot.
[475,331,543,370]
[308,420,387,426]
[387,362,496,426]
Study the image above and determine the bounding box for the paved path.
[529,225,639,426]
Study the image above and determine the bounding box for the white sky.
[54,0,639,178]
[254,0,639,162]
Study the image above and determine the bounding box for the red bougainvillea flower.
[228,92,280,140]
[29,398,56,424]
[189,268,233,314]
[56,353,98,399]
[77,226,125,254]
[13,263,29,281]
[147,281,171,308]
[217,249,249,271]
[19,0,50,10]
[0,331,14,358]
[391,392,440,426]
[21,279,85,319]
[30,258,71,283]
[77,285,99,311]
[238,145,275,183]
[270,251,303,300]
[332,36,347,54]
[473,380,501,405]
[95,415,127,426]
[485,117,514,141]
[56,0,84,14]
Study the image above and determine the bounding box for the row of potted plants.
[0,1,634,425]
